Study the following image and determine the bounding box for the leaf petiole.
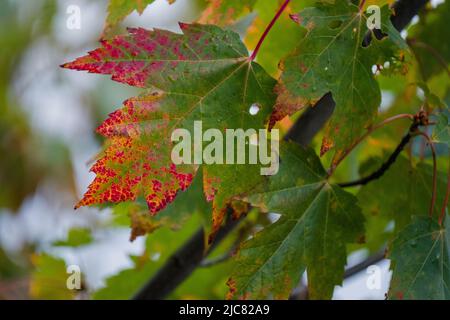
[249,0,291,61]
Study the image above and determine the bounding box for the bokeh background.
[0,0,446,299]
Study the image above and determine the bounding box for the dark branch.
[284,93,335,147]
[344,250,386,278]
[391,0,429,31]
[337,123,416,188]
[338,108,431,188]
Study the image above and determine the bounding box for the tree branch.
[133,211,240,300]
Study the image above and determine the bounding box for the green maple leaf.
[388,215,450,300]
[62,24,276,235]
[228,142,365,299]
[30,254,77,300]
[271,0,407,160]
[408,1,450,80]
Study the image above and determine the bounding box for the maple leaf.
[198,0,257,26]
[105,0,176,34]
[52,228,93,247]
[228,142,365,299]
[62,24,276,231]
[30,254,77,300]
[408,1,450,80]
[388,215,450,300]
[271,0,407,160]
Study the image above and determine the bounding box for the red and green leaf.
[62,24,276,234]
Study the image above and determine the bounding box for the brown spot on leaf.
[320,137,334,156]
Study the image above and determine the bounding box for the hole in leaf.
[249,103,260,115]
[371,65,379,75]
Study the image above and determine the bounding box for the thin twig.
[249,0,290,61]
[330,114,414,176]
[414,131,438,220]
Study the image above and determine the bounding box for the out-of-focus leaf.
[408,1,450,80]
[198,0,257,25]
[93,215,201,299]
[53,228,93,247]
[29,254,76,300]
[105,0,176,34]
[357,156,448,233]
